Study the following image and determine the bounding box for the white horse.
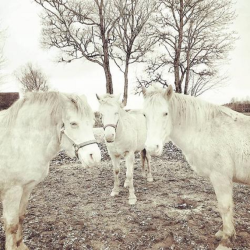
[96,94,153,205]
[142,83,250,249]
[0,92,101,250]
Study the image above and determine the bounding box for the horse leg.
[17,183,36,250]
[145,151,153,182]
[124,152,137,205]
[2,186,23,250]
[140,149,146,178]
[210,173,235,246]
[110,155,121,196]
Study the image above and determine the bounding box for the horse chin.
[146,145,163,156]
[105,135,115,143]
[80,158,99,168]
[80,160,88,169]
[151,149,163,157]
[106,140,114,143]
[64,149,75,159]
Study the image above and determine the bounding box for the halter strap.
[103,119,119,131]
[60,124,97,159]
[103,124,117,130]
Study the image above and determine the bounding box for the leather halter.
[103,123,117,131]
[60,124,97,159]
[103,119,119,131]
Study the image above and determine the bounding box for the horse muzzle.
[104,131,116,143]
[78,144,101,167]
[145,142,163,156]
[106,138,115,143]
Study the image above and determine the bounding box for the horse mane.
[145,83,240,129]
[1,92,93,127]
[169,94,236,128]
[128,109,143,115]
[98,94,120,106]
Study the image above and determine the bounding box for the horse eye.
[143,114,146,117]
[164,112,168,116]
[70,122,78,126]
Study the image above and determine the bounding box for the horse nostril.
[156,145,159,149]
[90,154,93,160]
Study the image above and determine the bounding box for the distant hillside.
[224,102,250,113]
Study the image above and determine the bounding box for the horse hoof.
[147,176,153,182]
[129,198,137,205]
[124,181,129,188]
[215,245,232,250]
[142,172,146,178]
[110,190,119,196]
[215,230,224,240]
[216,237,233,250]
[17,242,29,250]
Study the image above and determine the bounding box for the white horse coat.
[142,84,250,249]
[97,94,153,205]
[0,92,101,250]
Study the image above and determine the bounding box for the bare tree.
[16,63,49,93]
[34,0,121,94]
[0,46,4,89]
[0,25,6,90]
[137,0,236,96]
[110,0,157,105]
[188,69,229,97]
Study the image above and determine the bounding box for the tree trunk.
[174,0,183,93]
[99,0,113,94]
[122,59,129,106]
[103,59,113,94]
[184,48,190,95]
[174,61,180,92]
[184,67,190,95]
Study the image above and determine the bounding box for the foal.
[96,94,153,205]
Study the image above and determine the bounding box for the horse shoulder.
[177,118,235,177]
[128,113,147,150]
[106,114,139,156]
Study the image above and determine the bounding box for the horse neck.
[168,94,216,149]
[116,108,130,136]
[13,106,61,160]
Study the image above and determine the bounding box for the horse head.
[142,84,174,156]
[60,94,101,167]
[96,94,124,143]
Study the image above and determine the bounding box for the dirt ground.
[0,149,250,250]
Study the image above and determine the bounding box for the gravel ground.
[0,143,249,250]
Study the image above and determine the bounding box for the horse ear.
[142,86,147,97]
[96,94,101,101]
[164,85,173,100]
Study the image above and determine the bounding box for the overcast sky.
[0,0,250,110]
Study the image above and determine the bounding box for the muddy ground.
[0,144,250,250]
